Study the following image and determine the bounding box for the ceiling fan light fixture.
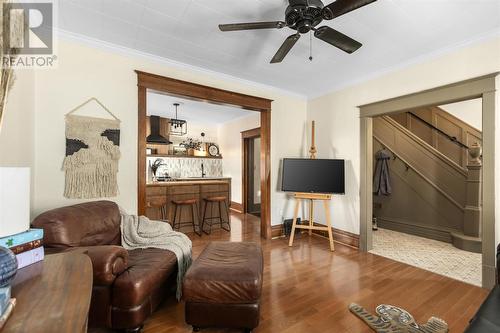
[218,0,377,63]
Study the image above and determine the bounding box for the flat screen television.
[281,158,345,194]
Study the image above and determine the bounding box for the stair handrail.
[381,116,468,176]
[408,112,470,150]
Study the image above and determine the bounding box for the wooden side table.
[3,251,93,333]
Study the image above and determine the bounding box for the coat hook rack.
[378,144,408,170]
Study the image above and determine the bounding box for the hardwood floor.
[143,212,489,333]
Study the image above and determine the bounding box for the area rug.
[349,303,449,333]
[370,228,481,286]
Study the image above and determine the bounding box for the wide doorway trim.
[136,71,273,239]
[358,73,499,289]
[241,127,261,214]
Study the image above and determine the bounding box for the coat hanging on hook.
[373,148,392,196]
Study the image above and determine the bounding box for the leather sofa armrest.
[65,245,129,286]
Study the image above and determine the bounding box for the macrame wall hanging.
[62,98,121,199]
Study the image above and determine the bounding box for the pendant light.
[169,103,187,136]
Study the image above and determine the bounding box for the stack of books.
[0,229,44,269]
[0,229,44,328]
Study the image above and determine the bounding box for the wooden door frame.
[241,127,261,214]
[359,72,500,289]
[136,71,273,239]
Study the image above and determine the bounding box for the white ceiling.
[59,0,500,97]
[147,91,255,124]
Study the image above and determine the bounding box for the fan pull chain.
[309,31,313,61]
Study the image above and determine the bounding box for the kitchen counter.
[145,178,232,228]
[147,177,231,186]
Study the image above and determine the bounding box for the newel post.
[463,142,482,237]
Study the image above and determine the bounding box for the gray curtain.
[373,148,392,196]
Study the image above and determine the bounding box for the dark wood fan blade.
[270,33,300,63]
[314,26,362,53]
[322,0,377,20]
[219,21,286,32]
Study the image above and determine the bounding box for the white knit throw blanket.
[120,211,192,300]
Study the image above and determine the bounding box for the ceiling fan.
[218,0,377,63]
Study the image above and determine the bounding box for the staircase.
[373,107,482,253]
[390,106,482,168]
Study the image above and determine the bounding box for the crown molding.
[56,27,500,102]
[56,29,308,102]
[309,28,500,100]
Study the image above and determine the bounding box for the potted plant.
[180,138,202,156]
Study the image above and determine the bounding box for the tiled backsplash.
[147,157,223,179]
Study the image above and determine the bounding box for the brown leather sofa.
[32,201,178,333]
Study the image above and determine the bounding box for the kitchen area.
[143,91,260,232]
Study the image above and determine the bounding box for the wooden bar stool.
[201,196,230,234]
[147,199,168,222]
[172,199,202,236]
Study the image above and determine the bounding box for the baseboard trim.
[271,222,360,248]
[311,222,360,249]
[450,231,482,253]
[377,217,452,243]
[483,264,496,289]
[271,225,284,239]
[230,201,243,213]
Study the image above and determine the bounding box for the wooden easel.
[288,121,335,251]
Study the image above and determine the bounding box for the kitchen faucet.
[201,163,206,178]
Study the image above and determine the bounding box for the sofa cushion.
[112,248,177,308]
[32,201,121,248]
[183,241,263,304]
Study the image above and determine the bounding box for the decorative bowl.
[0,246,17,287]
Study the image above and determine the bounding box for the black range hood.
[147,116,172,145]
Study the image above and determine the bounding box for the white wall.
[440,98,483,130]
[217,113,260,204]
[32,39,308,226]
[168,120,219,148]
[0,70,35,167]
[0,69,36,215]
[308,36,500,235]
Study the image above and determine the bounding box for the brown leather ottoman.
[183,241,263,333]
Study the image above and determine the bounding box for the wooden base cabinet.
[146,179,231,231]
